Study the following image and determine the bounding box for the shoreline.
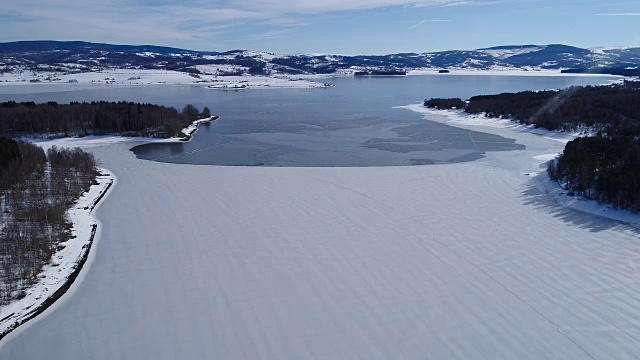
[288,69,626,80]
[0,70,333,89]
[180,116,219,141]
[21,115,220,148]
[0,169,115,340]
[0,115,216,339]
[407,69,627,78]
[0,69,625,88]
[400,104,640,227]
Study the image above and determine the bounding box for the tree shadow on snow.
[520,172,640,235]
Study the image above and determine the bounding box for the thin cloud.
[228,0,466,13]
[425,1,475,7]
[235,28,298,42]
[596,12,640,15]
[0,0,267,48]
[0,0,473,48]
[416,0,545,7]
[407,19,454,28]
[261,18,312,27]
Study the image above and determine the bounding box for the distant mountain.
[0,40,638,77]
[594,47,640,67]
[476,45,543,60]
[487,44,607,69]
[0,40,218,69]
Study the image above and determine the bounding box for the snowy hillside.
[477,45,544,60]
[1,41,639,84]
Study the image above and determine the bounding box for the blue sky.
[1,0,639,54]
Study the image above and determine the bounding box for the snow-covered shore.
[0,116,213,337]
[399,104,640,227]
[407,69,626,78]
[180,116,218,140]
[0,169,114,338]
[21,115,218,148]
[0,69,331,89]
[3,104,640,358]
[206,77,332,90]
[0,67,624,90]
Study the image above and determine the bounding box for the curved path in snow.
[1,117,640,359]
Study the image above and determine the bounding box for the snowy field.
[1,67,622,91]
[205,76,332,90]
[0,68,329,89]
[2,108,640,359]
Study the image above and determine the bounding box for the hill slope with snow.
[1,41,638,82]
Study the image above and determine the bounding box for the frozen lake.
[0,74,618,166]
[3,74,639,360]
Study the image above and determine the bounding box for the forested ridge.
[0,101,212,138]
[0,138,98,303]
[425,81,640,213]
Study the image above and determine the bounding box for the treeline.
[424,83,640,135]
[561,68,640,77]
[424,82,640,213]
[423,98,465,110]
[0,138,98,303]
[0,137,20,169]
[0,101,211,138]
[548,136,640,212]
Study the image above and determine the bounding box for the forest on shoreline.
[425,81,640,212]
[425,81,640,135]
[0,101,212,139]
[0,138,98,303]
[547,137,640,212]
[0,100,215,305]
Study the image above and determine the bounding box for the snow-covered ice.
[2,106,640,359]
[400,104,640,225]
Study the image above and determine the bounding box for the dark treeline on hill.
[548,137,640,212]
[0,101,212,138]
[423,98,466,110]
[424,82,640,135]
[0,138,98,303]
